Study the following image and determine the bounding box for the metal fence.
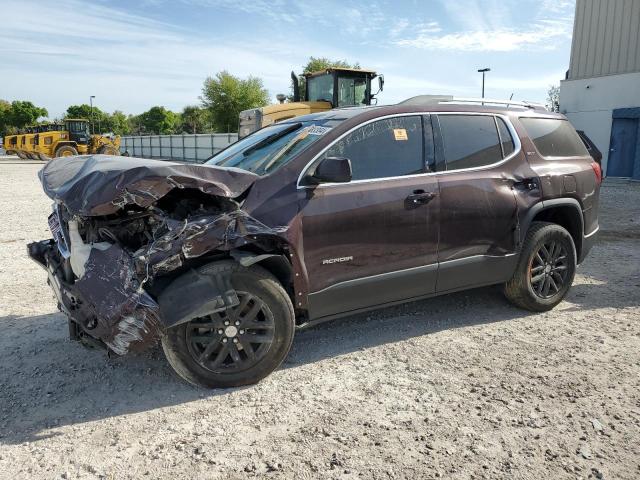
[119,133,238,163]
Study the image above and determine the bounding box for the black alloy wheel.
[186,292,275,373]
[529,240,570,299]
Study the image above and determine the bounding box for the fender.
[230,251,292,287]
[520,197,584,254]
[158,268,239,328]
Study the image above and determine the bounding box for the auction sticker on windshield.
[307,125,332,136]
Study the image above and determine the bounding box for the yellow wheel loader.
[7,118,121,160]
[238,67,383,138]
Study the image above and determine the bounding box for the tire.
[37,152,51,161]
[16,151,28,159]
[26,152,39,160]
[504,221,576,312]
[55,145,78,157]
[161,260,295,388]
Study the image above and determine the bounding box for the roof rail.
[399,95,547,111]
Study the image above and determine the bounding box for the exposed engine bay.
[28,155,289,355]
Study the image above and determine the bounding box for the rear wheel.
[161,261,295,388]
[37,152,51,161]
[16,151,28,159]
[504,221,576,311]
[55,145,78,157]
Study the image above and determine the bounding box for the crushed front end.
[28,155,287,355]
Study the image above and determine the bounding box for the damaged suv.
[29,97,601,388]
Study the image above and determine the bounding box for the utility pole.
[89,95,96,134]
[477,68,490,98]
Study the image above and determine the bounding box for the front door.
[608,118,638,178]
[299,115,440,319]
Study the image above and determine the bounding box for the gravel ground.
[0,156,639,479]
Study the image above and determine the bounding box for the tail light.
[591,161,602,185]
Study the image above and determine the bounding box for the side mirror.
[378,75,384,92]
[306,156,352,185]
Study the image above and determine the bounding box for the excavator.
[238,67,383,138]
[7,118,120,160]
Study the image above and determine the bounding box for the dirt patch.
[0,163,639,479]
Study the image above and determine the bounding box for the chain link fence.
[119,133,238,163]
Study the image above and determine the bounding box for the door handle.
[405,190,437,209]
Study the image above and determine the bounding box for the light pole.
[477,68,490,98]
[89,95,96,134]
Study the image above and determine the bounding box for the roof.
[279,106,378,124]
[304,67,377,78]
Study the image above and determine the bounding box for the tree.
[7,101,48,130]
[138,106,180,134]
[546,85,560,112]
[291,56,360,100]
[66,104,110,133]
[181,105,208,134]
[0,100,12,137]
[201,71,269,133]
[108,111,131,136]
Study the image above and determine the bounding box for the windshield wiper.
[243,123,302,157]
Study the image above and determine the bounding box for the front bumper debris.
[28,239,161,355]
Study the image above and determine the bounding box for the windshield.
[307,73,334,103]
[338,76,367,107]
[207,119,342,175]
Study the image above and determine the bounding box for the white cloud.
[394,21,571,52]
[394,0,573,52]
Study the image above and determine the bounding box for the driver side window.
[325,116,424,181]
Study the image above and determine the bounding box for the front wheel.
[161,261,295,388]
[55,145,78,157]
[504,222,577,312]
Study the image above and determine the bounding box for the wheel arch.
[523,198,584,261]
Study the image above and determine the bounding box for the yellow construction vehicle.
[238,67,383,138]
[8,118,120,160]
[3,133,18,155]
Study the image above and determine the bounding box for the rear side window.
[438,115,502,170]
[326,116,424,181]
[496,117,515,157]
[520,118,589,158]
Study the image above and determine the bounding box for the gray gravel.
[0,157,639,479]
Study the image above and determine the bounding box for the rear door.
[434,113,526,292]
[299,114,440,319]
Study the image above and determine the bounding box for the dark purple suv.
[28,97,601,388]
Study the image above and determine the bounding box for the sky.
[0,0,576,119]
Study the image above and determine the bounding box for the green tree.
[546,85,560,112]
[108,111,131,136]
[0,100,12,137]
[7,101,48,130]
[66,104,109,133]
[291,57,360,100]
[138,106,180,134]
[181,105,208,134]
[201,71,269,133]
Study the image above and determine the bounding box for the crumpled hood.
[39,155,259,216]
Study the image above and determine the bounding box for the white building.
[560,0,640,178]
